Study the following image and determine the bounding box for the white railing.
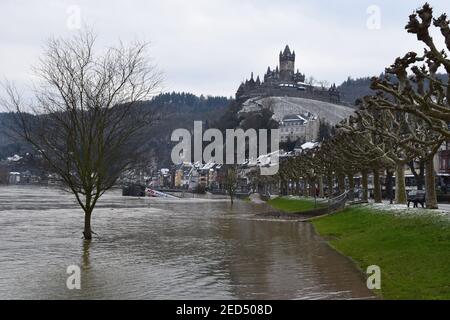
[328,191,349,213]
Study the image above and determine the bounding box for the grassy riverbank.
[268,197,326,213]
[312,205,450,300]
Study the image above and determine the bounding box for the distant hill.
[337,73,448,106]
[0,113,31,161]
[240,96,354,125]
[337,77,375,106]
[137,92,231,167]
[0,92,232,168]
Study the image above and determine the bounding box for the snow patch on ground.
[283,195,328,203]
[358,201,450,218]
[240,96,355,125]
[249,193,266,204]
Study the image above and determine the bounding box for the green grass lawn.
[268,197,326,213]
[312,205,450,300]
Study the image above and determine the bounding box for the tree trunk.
[386,169,394,204]
[83,211,92,240]
[417,161,425,191]
[302,178,308,196]
[425,157,438,209]
[308,179,314,197]
[338,173,345,195]
[311,178,317,197]
[395,163,407,205]
[409,160,425,191]
[327,173,333,198]
[348,173,355,201]
[373,166,382,203]
[318,175,324,198]
[361,169,369,202]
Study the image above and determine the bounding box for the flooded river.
[0,186,374,299]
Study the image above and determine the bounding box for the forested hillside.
[338,74,448,106]
[338,77,375,106]
[0,92,232,167]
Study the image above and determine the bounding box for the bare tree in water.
[2,31,162,240]
[224,165,239,205]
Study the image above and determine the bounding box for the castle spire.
[283,45,291,55]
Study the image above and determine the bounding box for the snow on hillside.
[240,96,355,125]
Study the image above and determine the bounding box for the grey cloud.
[1,0,450,101]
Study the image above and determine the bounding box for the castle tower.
[279,45,295,82]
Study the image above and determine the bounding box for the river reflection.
[0,186,374,299]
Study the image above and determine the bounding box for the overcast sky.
[1,0,450,100]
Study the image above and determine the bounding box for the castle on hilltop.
[236,45,341,104]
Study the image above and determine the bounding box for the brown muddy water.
[0,186,375,299]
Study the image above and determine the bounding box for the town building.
[173,163,192,189]
[279,113,319,142]
[436,142,450,192]
[8,172,21,184]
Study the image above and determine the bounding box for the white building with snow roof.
[279,112,319,142]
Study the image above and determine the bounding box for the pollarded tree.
[320,136,347,196]
[280,156,302,195]
[2,31,162,240]
[338,108,416,204]
[370,4,450,133]
[314,139,343,199]
[330,130,377,202]
[365,3,450,208]
[361,95,444,208]
[292,148,320,197]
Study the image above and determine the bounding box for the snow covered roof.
[201,161,216,170]
[7,155,22,162]
[247,158,259,166]
[301,142,319,150]
[282,114,307,122]
[278,83,297,88]
[254,150,286,167]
